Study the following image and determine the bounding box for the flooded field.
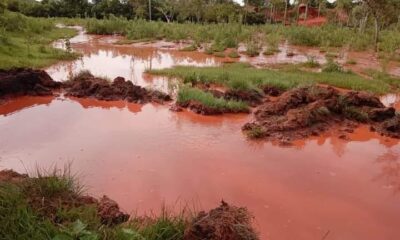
[1,29,400,240]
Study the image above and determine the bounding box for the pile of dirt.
[243,86,400,143]
[0,170,130,226]
[64,73,171,104]
[184,201,258,240]
[0,68,61,98]
[97,195,130,225]
[0,169,28,183]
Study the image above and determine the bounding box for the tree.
[362,0,400,51]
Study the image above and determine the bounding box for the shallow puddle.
[1,31,400,240]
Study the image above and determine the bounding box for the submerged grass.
[0,11,78,70]
[149,63,392,94]
[178,87,249,112]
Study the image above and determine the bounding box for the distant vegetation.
[0,11,77,69]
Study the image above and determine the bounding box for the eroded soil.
[243,86,400,143]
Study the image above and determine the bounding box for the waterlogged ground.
[1,29,400,240]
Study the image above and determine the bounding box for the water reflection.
[46,32,223,94]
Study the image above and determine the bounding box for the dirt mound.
[64,73,171,103]
[243,86,400,142]
[0,68,61,98]
[98,195,130,225]
[184,201,258,240]
[0,169,28,183]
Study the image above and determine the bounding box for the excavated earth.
[184,201,258,240]
[243,86,400,143]
[0,68,61,99]
[0,68,171,104]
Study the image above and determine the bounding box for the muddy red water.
[1,30,400,240]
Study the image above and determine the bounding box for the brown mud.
[0,68,171,105]
[64,71,171,103]
[0,68,61,98]
[243,86,399,143]
[184,201,258,240]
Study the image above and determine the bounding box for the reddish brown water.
[1,31,400,240]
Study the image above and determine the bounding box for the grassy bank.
[0,167,258,240]
[0,11,78,70]
[178,87,249,113]
[0,169,187,240]
[149,63,398,94]
[56,16,400,55]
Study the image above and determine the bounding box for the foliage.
[177,86,249,112]
[0,11,78,69]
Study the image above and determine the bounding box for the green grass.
[54,16,400,54]
[177,87,249,112]
[0,168,191,240]
[0,11,78,70]
[149,63,392,94]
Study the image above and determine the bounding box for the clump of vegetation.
[228,51,240,58]
[180,44,197,52]
[246,126,265,139]
[177,87,249,113]
[245,41,260,57]
[322,59,344,73]
[303,56,321,68]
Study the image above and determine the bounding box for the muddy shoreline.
[1,68,399,144]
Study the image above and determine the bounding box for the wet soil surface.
[243,86,400,143]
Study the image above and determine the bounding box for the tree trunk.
[283,0,288,25]
[148,0,152,21]
[305,1,309,21]
[318,2,321,18]
[374,16,380,52]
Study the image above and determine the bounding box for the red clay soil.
[0,169,129,226]
[243,86,400,143]
[0,68,61,98]
[184,201,259,240]
[0,68,171,104]
[0,169,28,183]
[297,17,327,26]
[63,73,171,104]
